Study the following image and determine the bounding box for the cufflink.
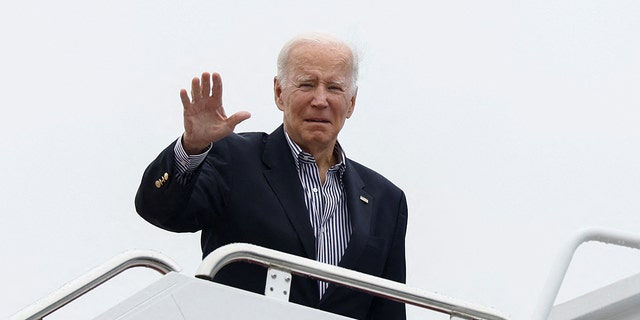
[155,172,169,188]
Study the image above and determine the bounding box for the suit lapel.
[261,126,316,260]
[339,161,373,269]
[320,161,374,302]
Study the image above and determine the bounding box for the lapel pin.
[359,196,369,204]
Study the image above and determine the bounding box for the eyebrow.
[294,75,315,83]
[293,75,347,86]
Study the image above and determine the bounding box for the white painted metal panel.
[94,272,353,320]
[549,272,640,320]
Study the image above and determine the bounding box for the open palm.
[180,72,251,154]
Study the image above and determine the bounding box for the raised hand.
[180,72,251,154]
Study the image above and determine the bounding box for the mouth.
[305,118,330,124]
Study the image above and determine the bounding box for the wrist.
[181,135,212,155]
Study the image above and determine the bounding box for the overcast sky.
[1,1,639,319]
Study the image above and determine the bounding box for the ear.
[346,87,357,119]
[273,77,285,111]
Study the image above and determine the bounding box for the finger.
[201,72,211,98]
[179,89,191,109]
[190,76,202,101]
[227,111,252,128]
[211,72,223,105]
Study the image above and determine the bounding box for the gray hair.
[276,32,359,94]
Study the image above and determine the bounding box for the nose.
[310,87,329,109]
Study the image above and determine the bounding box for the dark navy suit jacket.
[135,125,408,319]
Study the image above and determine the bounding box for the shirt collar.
[283,128,347,174]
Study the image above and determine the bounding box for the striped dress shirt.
[284,132,352,297]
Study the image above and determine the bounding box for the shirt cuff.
[174,136,212,175]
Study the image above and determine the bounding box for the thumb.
[227,111,252,128]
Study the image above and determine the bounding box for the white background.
[1,1,639,319]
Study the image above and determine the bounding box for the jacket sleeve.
[134,140,218,232]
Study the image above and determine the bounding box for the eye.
[328,85,344,92]
[298,82,313,89]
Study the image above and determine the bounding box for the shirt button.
[312,188,318,193]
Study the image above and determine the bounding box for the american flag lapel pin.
[359,195,369,204]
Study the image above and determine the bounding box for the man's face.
[274,43,357,153]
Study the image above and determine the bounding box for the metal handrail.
[196,243,509,320]
[10,249,181,320]
[533,227,640,320]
